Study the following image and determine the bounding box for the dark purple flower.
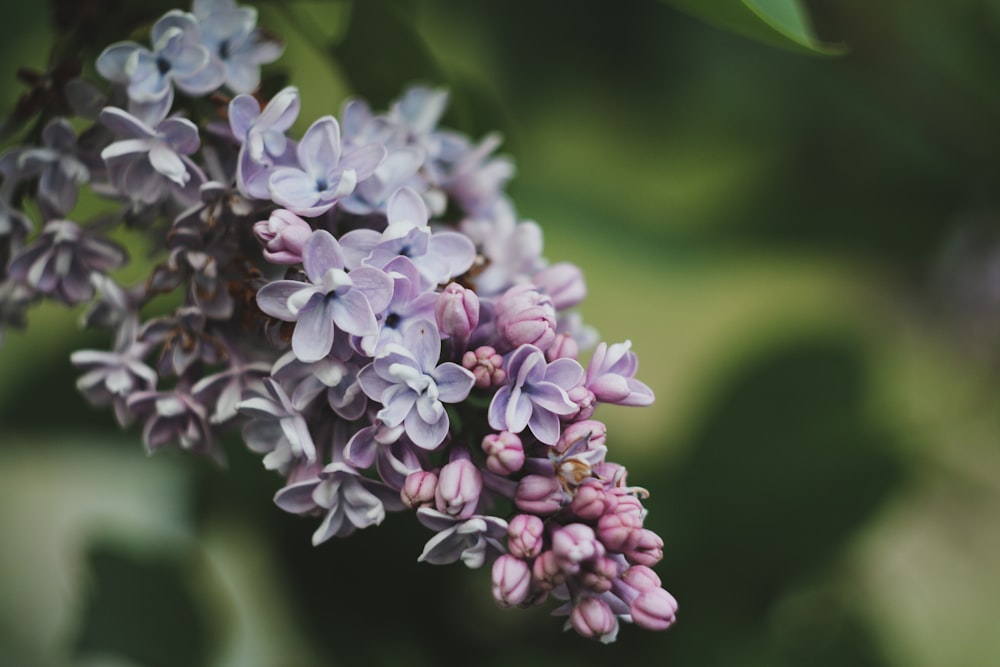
[127,387,218,460]
[8,220,126,305]
[9,118,90,217]
[255,230,393,362]
[487,344,582,445]
[71,318,156,426]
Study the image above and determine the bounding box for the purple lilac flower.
[7,220,126,305]
[270,347,369,420]
[255,230,393,362]
[267,116,386,217]
[138,306,225,377]
[338,146,426,215]
[71,317,157,426]
[401,470,438,509]
[339,186,476,287]
[491,554,532,607]
[358,319,475,449]
[585,340,655,407]
[238,377,317,473]
[275,460,405,545]
[435,132,514,217]
[358,256,438,356]
[343,421,421,490]
[460,198,545,297]
[416,507,508,569]
[230,87,300,200]
[494,283,557,353]
[191,357,270,424]
[9,118,90,217]
[254,209,312,264]
[100,106,204,206]
[127,387,218,460]
[568,597,619,644]
[192,0,283,94]
[97,10,225,123]
[435,456,483,519]
[488,344,582,445]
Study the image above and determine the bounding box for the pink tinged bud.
[556,419,607,454]
[531,550,565,591]
[570,481,617,521]
[551,523,605,574]
[533,262,586,310]
[495,283,557,352]
[514,474,564,515]
[625,528,664,567]
[462,346,506,389]
[482,430,525,475]
[491,554,532,607]
[546,332,579,362]
[507,514,545,559]
[622,565,662,591]
[570,597,618,644]
[580,556,619,594]
[630,587,678,631]
[254,209,313,264]
[564,384,596,421]
[435,459,482,519]
[597,509,643,551]
[435,282,479,341]
[401,471,438,509]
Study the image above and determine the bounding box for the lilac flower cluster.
[0,0,676,641]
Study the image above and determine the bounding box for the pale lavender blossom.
[494,284,557,352]
[191,357,270,424]
[488,344,582,445]
[7,220,126,305]
[434,132,514,217]
[339,186,475,287]
[275,460,405,544]
[97,10,225,122]
[585,340,655,407]
[100,106,204,205]
[460,198,545,297]
[270,348,368,420]
[268,116,386,216]
[255,230,393,362]
[416,507,507,569]
[357,256,438,356]
[230,87,300,200]
[238,377,317,472]
[358,319,475,449]
[343,421,420,489]
[338,147,426,215]
[192,0,283,94]
[533,262,586,311]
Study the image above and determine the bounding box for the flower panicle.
[0,0,675,643]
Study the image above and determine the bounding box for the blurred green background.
[3,0,1000,665]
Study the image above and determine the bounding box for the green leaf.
[660,0,846,55]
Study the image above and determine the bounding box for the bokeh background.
[3,0,1000,665]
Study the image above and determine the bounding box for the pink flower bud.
[630,587,678,631]
[545,332,578,362]
[556,419,607,454]
[597,508,642,551]
[491,554,532,607]
[579,556,619,594]
[531,550,565,590]
[401,470,438,509]
[570,480,617,520]
[253,209,313,264]
[514,474,564,515]
[482,430,525,475]
[570,597,618,643]
[551,523,605,574]
[435,282,479,342]
[533,262,586,310]
[494,284,556,352]
[507,514,545,559]
[622,565,661,591]
[563,384,596,421]
[462,346,506,388]
[435,459,482,519]
[625,528,664,567]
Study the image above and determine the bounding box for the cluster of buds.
[0,0,676,642]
